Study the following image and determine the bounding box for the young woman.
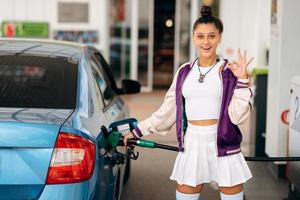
[124,5,254,200]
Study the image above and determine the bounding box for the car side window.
[91,75,105,110]
[90,54,115,106]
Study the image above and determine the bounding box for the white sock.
[220,191,244,200]
[176,190,200,200]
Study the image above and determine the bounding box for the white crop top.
[182,60,223,120]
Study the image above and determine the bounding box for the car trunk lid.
[0,109,73,199]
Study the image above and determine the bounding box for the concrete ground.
[121,90,289,200]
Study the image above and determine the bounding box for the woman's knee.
[219,184,244,200]
[219,184,243,195]
[176,184,203,200]
[176,183,204,194]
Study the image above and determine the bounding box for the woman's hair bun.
[200,5,212,17]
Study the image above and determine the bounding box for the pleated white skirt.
[170,123,252,187]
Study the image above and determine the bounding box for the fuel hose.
[127,139,300,162]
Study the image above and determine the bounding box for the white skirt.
[170,123,252,187]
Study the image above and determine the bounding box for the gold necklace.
[197,58,220,83]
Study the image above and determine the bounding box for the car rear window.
[0,55,77,109]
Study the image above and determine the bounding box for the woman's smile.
[201,46,212,50]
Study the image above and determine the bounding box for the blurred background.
[1,0,300,199]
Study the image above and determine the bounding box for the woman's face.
[193,23,221,59]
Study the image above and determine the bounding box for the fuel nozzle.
[101,118,180,163]
[101,125,139,160]
[101,125,121,148]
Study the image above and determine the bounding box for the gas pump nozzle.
[102,123,179,161]
[101,118,179,162]
[101,124,139,161]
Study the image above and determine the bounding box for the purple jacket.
[133,59,251,157]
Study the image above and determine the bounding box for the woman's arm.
[228,78,252,125]
[227,49,254,125]
[132,84,176,138]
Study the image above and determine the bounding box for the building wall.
[0,0,48,21]
[219,0,271,69]
[0,0,110,59]
[266,0,300,157]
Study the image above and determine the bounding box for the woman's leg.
[176,184,203,200]
[219,184,244,200]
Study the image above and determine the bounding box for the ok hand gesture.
[228,48,254,79]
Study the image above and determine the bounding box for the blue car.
[0,39,140,200]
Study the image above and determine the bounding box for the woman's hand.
[228,48,254,79]
[123,132,136,146]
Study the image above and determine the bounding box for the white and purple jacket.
[133,59,252,157]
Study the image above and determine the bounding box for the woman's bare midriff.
[188,119,218,126]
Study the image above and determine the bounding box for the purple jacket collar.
[175,59,242,157]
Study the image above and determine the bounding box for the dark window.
[58,2,89,23]
[90,54,115,106]
[91,76,104,110]
[0,55,77,109]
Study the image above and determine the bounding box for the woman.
[124,5,253,200]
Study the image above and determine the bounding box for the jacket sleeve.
[228,78,253,125]
[132,68,182,138]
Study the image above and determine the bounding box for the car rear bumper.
[37,181,94,200]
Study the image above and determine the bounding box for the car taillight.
[46,132,95,184]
